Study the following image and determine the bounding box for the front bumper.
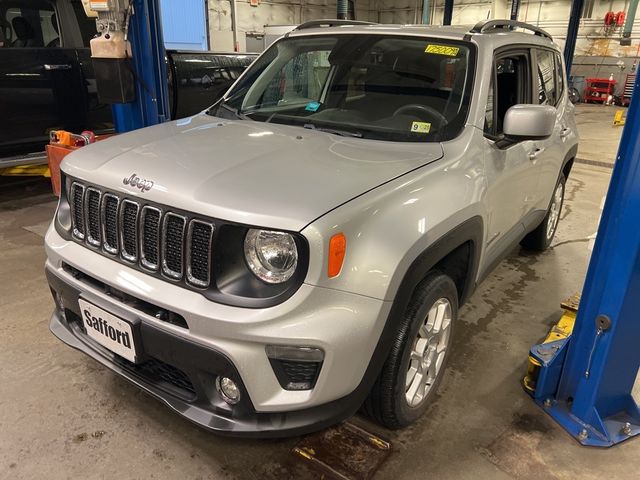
[45,226,392,436]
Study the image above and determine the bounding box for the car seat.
[11,17,37,47]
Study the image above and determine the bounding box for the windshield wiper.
[303,123,363,138]
[216,102,251,120]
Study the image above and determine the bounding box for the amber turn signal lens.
[328,233,347,278]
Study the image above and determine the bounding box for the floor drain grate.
[290,422,392,480]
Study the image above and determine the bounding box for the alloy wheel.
[405,298,452,407]
[546,182,564,240]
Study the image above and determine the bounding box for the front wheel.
[363,272,458,429]
[521,173,566,251]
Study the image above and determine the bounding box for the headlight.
[244,229,298,284]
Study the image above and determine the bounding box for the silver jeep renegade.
[45,19,578,436]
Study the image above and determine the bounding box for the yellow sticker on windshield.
[411,122,431,134]
[425,44,460,56]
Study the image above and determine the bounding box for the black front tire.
[521,173,566,251]
[363,271,458,429]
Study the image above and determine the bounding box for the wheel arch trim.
[344,216,484,411]
[387,215,484,312]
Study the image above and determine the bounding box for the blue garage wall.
[160,0,208,51]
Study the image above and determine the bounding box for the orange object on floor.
[46,131,111,196]
[46,143,78,196]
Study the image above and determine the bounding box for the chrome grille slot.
[187,220,214,288]
[140,206,162,270]
[85,188,102,247]
[120,200,140,262]
[101,194,119,254]
[70,183,85,240]
[162,213,186,279]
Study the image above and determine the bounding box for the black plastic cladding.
[56,174,310,309]
[269,358,323,390]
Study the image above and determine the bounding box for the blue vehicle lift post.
[510,0,521,20]
[443,0,454,25]
[563,0,585,76]
[111,0,170,133]
[529,73,640,446]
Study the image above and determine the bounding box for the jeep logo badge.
[123,173,154,192]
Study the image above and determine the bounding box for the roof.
[286,20,558,49]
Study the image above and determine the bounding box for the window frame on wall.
[581,0,596,19]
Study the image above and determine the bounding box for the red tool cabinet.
[584,78,616,104]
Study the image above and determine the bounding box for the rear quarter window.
[555,52,565,100]
[536,49,557,105]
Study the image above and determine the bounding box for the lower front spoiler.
[47,268,363,438]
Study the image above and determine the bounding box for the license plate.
[78,299,138,362]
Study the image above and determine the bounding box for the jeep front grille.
[163,213,186,279]
[102,194,119,254]
[140,206,161,270]
[85,188,102,246]
[69,181,215,289]
[120,200,139,262]
[187,220,214,287]
[70,183,85,239]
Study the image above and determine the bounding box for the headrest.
[12,17,34,40]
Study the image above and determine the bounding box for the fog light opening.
[216,376,241,405]
[266,345,324,391]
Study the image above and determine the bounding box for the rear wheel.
[568,87,581,104]
[363,272,458,429]
[521,173,566,251]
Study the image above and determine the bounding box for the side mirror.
[497,104,556,148]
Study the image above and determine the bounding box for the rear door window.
[1,0,59,48]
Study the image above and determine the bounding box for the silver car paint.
[503,105,557,138]
[60,116,444,232]
[303,33,577,300]
[45,228,392,411]
[48,24,579,411]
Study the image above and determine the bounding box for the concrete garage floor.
[1,106,637,480]
[574,103,625,166]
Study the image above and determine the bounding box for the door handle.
[560,127,572,138]
[529,147,545,161]
[44,64,72,71]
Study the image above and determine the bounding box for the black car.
[0,0,256,165]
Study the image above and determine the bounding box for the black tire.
[521,173,566,251]
[568,87,581,104]
[363,272,458,429]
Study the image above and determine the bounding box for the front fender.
[301,130,487,303]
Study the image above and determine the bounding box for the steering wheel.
[393,104,447,128]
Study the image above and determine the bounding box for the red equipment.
[604,11,616,26]
[584,78,616,104]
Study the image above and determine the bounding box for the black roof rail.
[294,19,377,31]
[470,20,552,40]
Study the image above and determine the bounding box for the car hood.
[62,113,444,231]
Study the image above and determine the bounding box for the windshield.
[212,34,475,142]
